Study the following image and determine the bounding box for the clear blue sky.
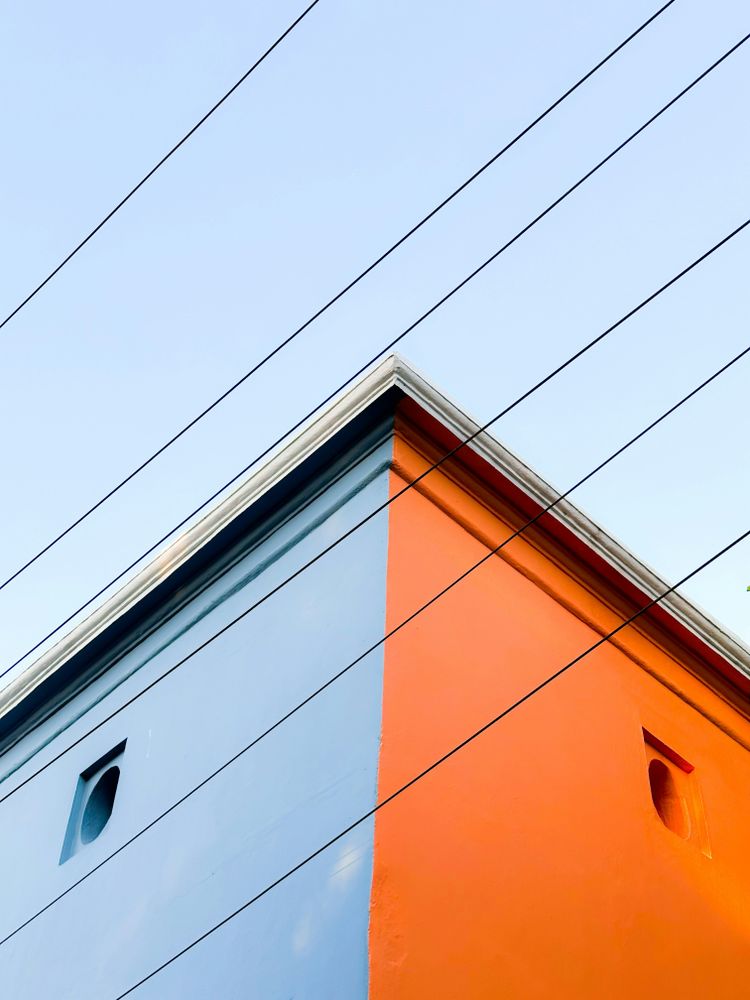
[0,0,748,679]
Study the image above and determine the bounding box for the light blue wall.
[0,431,392,998]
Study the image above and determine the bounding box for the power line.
[0,0,322,340]
[6,28,745,678]
[112,520,750,998]
[0,0,679,596]
[0,211,746,812]
[2,335,746,949]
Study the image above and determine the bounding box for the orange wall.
[369,427,750,999]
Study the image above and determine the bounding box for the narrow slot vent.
[80,766,121,844]
[642,729,709,856]
[60,740,126,864]
[648,757,689,839]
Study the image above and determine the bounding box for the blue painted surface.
[0,433,392,998]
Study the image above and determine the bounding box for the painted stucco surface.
[369,432,750,998]
[4,394,750,1000]
[0,436,391,998]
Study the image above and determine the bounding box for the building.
[0,355,748,998]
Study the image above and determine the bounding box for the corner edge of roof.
[2,352,749,730]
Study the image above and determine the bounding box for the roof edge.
[2,352,748,726]
[0,356,405,723]
[395,358,750,683]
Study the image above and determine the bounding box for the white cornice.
[0,356,405,722]
[1,353,748,724]
[394,358,750,681]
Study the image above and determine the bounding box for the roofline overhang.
[2,353,748,736]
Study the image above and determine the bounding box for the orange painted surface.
[369,425,750,999]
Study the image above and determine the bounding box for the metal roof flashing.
[1,353,748,743]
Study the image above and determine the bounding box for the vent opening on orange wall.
[648,758,689,838]
[643,729,710,857]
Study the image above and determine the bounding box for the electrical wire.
[111,519,750,997]
[0,0,679,596]
[0,208,746,819]
[0,0,322,341]
[6,28,745,679]
[1,335,747,949]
